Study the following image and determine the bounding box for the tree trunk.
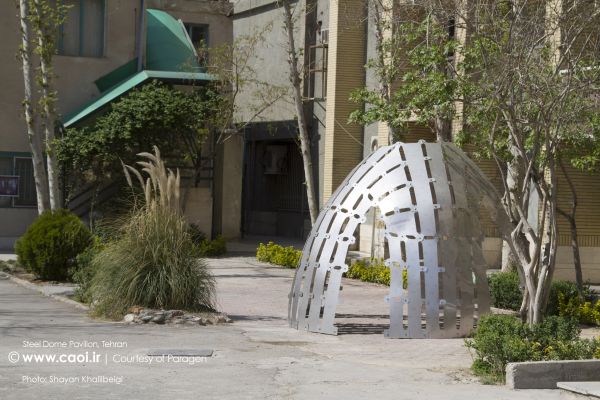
[557,161,584,296]
[434,116,452,142]
[501,240,518,272]
[280,0,319,225]
[32,0,60,210]
[17,0,50,214]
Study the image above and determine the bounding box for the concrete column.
[221,135,243,239]
[213,135,243,240]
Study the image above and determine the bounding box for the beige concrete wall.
[554,246,600,284]
[482,237,502,268]
[484,240,600,284]
[0,208,38,250]
[183,187,213,234]
[232,0,304,122]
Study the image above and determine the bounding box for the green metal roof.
[94,58,139,93]
[145,9,200,72]
[62,9,210,128]
[63,70,214,128]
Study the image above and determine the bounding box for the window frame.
[183,23,210,50]
[0,153,37,209]
[57,0,107,58]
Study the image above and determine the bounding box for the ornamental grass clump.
[89,147,215,319]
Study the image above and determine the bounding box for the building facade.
[233,0,600,283]
[0,0,238,249]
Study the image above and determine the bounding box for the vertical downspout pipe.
[136,0,145,71]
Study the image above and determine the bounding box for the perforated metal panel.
[288,141,505,338]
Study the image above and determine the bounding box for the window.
[0,155,36,208]
[307,28,328,100]
[0,158,12,207]
[184,23,209,66]
[184,23,209,49]
[57,0,105,57]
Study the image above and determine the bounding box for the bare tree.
[458,0,600,323]
[203,24,288,144]
[29,0,66,210]
[556,161,583,296]
[278,0,319,225]
[348,0,600,323]
[16,0,50,214]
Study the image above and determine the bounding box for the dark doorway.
[243,132,310,239]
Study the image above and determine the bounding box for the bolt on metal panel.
[288,141,505,338]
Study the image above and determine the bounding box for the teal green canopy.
[63,9,210,128]
[145,9,200,72]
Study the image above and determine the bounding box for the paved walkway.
[0,256,576,399]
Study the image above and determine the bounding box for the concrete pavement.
[0,256,579,399]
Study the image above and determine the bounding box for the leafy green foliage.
[15,209,92,281]
[187,224,227,257]
[198,235,227,257]
[466,315,599,383]
[487,271,595,321]
[547,280,581,316]
[345,259,409,287]
[57,81,222,189]
[188,223,207,245]
[558,294,600,326]
[71,237,104,304]
[256,242,301,268]
[488,272,522,311]
[27,0,69,123]
[349,19,458,140]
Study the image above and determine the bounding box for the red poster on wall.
[0,175,19,197]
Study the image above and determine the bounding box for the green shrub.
[256,242,301,268]
[71,238,104,304]
[466,315,535,382]
[198,235,227,257]
[488,271,522,311]
[558,294,600,326]
[529,315,581,344]
[345,258,408,287]
[547,280,580,316]
[187,224,226,257]
[466,314,599,384]
[347,259,390,285]
[15,209,92,281]
[188,223,207,246]
[486,271,594,319]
